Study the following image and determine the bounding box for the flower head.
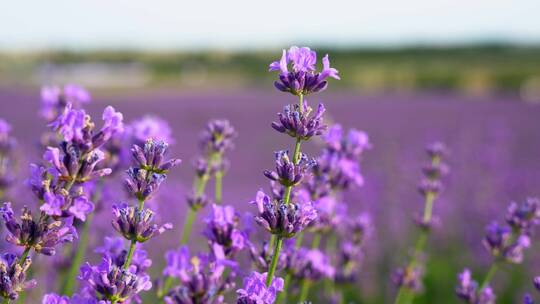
[79,256,151,303]
[455,269,495,304]
[271,101,326,141]
[95,236,152,276]
[40,85,90,121]
[505,197,540,233]
[392,265,424,293]
[263,150,316,187]
[483,222,530,263]
[0,253,36,300]
[236,271,284,304]
[130,139,181,174]
[200,119,237,155]
[0,203,77,255]
[269,46,339,95]
[204,204,247,256]
[111,204,172,243]
[128,115,174,144]
[251,190,317,238]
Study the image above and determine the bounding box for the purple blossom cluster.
[0,45,534,304]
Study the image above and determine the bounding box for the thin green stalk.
[123,240,137,270]
[277,273,291,304]
[295,231,304,248]
[180,209,196,245]
[298,279,312,303]
[266,237,283,286]
[480,263,498,291]
[18,247,30,265]
[214,170,223,204]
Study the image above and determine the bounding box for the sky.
[0,0,538,51]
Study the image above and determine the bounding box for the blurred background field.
[1,0,540,303]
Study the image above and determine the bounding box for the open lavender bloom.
[49,104,123,151]
[0,253,36,301]
[534,276,540,291]
[95,236,152,276]
[79,256,152,303]
[163,245,235,303]
[42,293,71,304]
[236,271,284,304]
[289,248,335,282]
[268,46,340,96]
[251,190,317,238]
[455,269,496,304]
[483,221,531,263]
[40,85,91,121]
[271,101,327,141]
[505,198,540,233]
[263,150,316,187]
[112,203,172,243]
[335,213,373,282]
[0,119,16,195]
[40,191,95,221]
[204,204,247,257]
[0,202,77,256]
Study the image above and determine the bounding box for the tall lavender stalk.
[393,142,449,304]
[455,198,540,304]
[0,119,16,201]
[250,46,339,296]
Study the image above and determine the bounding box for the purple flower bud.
[392,266,424,293]
[48,103,87,143]
[289,248,335,281]
[271,101,327,140]
[91,106,124,149]
[124,168,166,201]
[95,236,151,276]
[131,139,181,174]
[269,47,339,95]
[79,256,151,303]
[0,253,36,300]
[335,242,363,283]
[236,271,284,304]
[204,204,247,256]
[0,203,77,256]
[111,204,172,243]
[505,198,540,232]
[523,294,534,304]
[164,245,235,303]
[186,192,210,211]
[250,190,317,238]
[426,142,448,159]
[534,276,540,291]
[200,119,237,155]
[418,179,443,196]
[263,150,316,187]
[42,293,70,304]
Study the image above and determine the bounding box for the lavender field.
[0,73,539,304]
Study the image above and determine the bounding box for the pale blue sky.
[0,0,538,50]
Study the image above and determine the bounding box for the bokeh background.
[1,1,540,303]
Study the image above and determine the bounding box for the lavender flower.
[271,101,326,141]
[0,253,36,300]
[524,294,534,304]
[130,139,181,174]
[111,204,172,243]
[251,190,317,238]
[392,266,424,293]
[40,192,95,222]
[534,277,540,291]
[79,256,152,303]
[289,248,335,281]
[263,150,316,187]
[42,293,71,304]
[204,204,247,256]
[128,115,174,144]
[44,146,111,184]
[236,271,284,304]
[163,245,235,303]
[200,119,237,155]
[505,198,540,233]
[95,236,152,276]
[269,46,340,95]
[0,202,77,256]
[455,269,496,304]
[40,85,91,121]
[482,222,530,263]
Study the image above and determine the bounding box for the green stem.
[214,170,223,204]
[311,233,322,249]
[277,273,291,304]
[266,237,283,287]
[298,279,312,303]
[480,263,498,291]
[180,209,196,245]
[123,239,137,270]
[18,247,30,265]
[61,212,94,295]
[295,231,304,248]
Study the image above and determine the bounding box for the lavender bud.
[263,151,316,187]
[271,101,327,141]
[204,204,247,257]
[236,271,284,304]
[111,204,172,243]
[0,253,36,300]
[200,119,237,155]
[186,192,210,211]
[505,198,540,233]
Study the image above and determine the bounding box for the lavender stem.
[214,170,223,204]
[480,263,499,291]
[265,236,283,286]
[299,279,312,303]
[122,197,147,270]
